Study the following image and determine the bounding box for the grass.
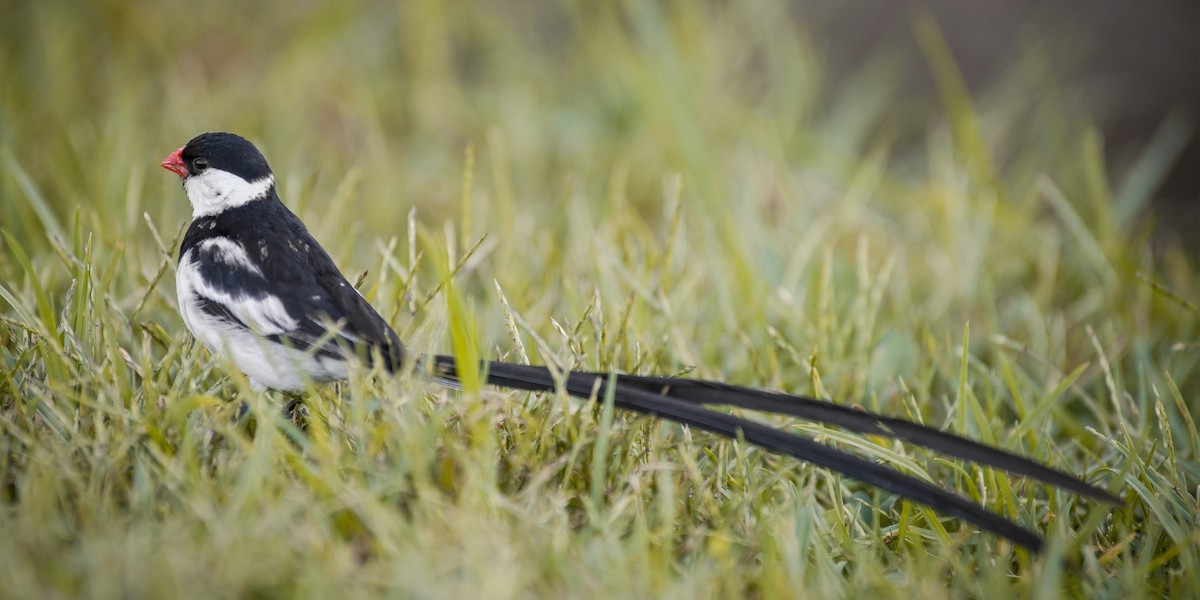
[1,1,1197,597]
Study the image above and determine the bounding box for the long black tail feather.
[593,374,1118,504]
[430,355,1118,552]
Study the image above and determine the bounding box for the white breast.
[176,246,348,391]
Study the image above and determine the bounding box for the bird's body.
[177,203,343,390]
[166,134,403,391]
[163,132,1116,553]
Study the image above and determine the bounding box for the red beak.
[161,146,188,177]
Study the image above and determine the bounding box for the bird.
[162,131,1117,553]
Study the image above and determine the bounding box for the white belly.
[176,250,347,391]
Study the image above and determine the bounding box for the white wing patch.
[199,238,263,275]
[181,244,296,335]
[176,246,347,391]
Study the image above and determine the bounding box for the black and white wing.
[177,203,404,389]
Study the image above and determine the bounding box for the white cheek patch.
[184,169,275,217]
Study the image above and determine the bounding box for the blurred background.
[824,0,1198,252]
[1,0,1194,250]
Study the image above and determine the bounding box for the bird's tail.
[429,355,1118,553]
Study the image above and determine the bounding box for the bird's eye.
[192,157,209,173]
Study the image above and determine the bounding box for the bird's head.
[162,132,275,217]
